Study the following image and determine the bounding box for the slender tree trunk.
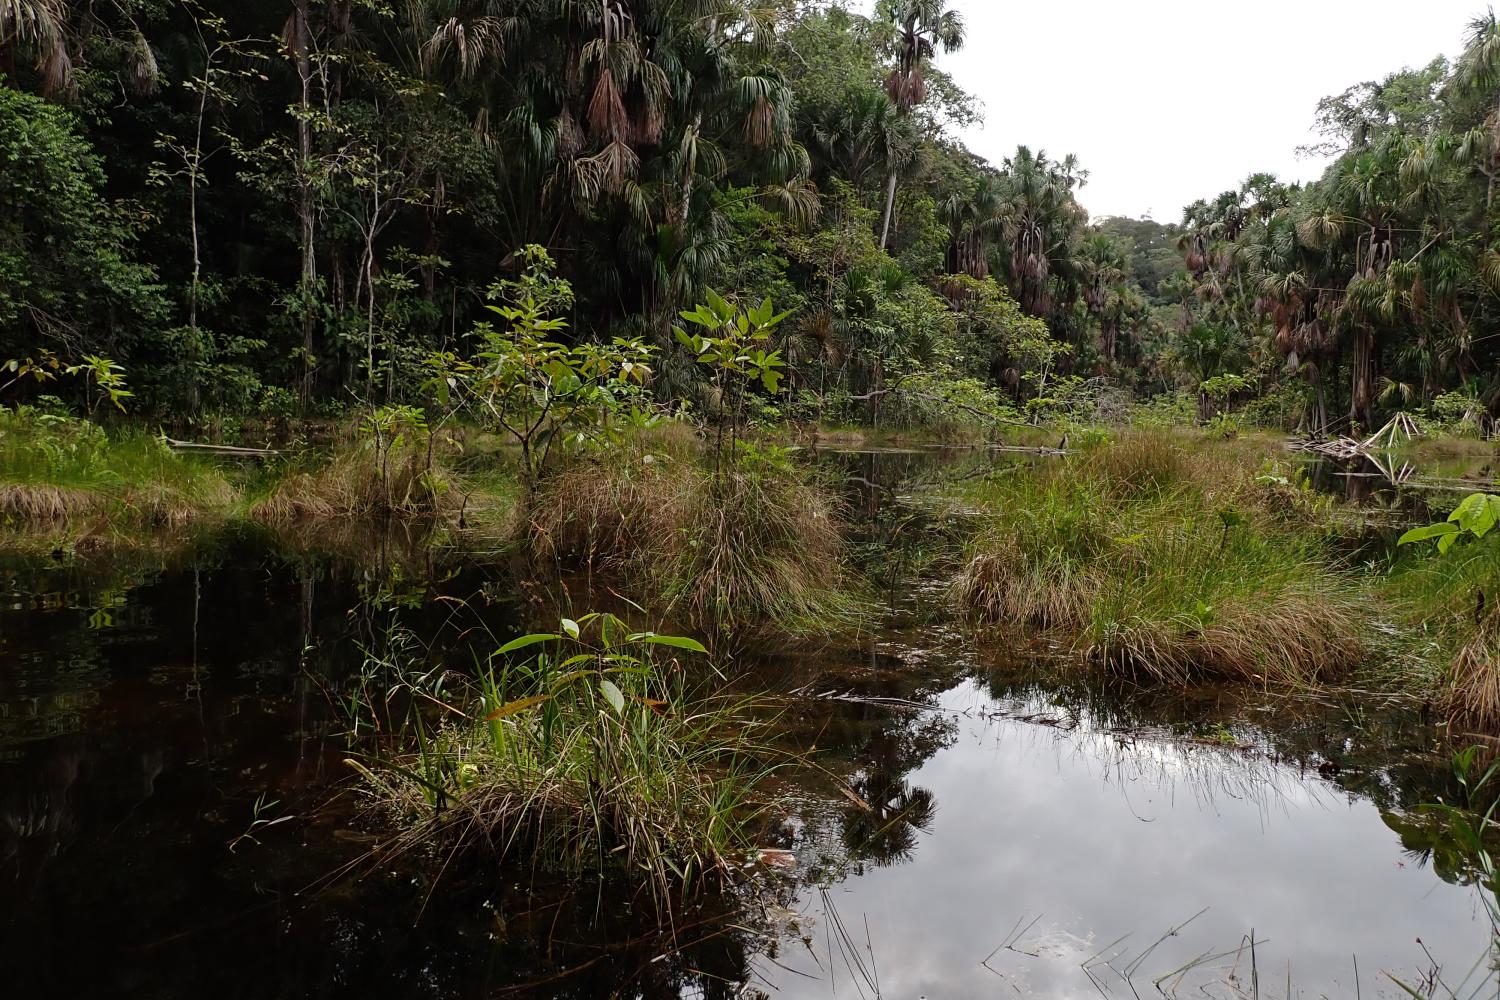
[292,0,317,413]
[185,60,213,417]
[363,167,381,400]
[879,169,898,250]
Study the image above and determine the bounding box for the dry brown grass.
[0,484,106,523]
[952,538,1101,630]
[528,459,693,569]
[1442,620,1500,734]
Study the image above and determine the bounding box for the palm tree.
[1454,7,1500,206]
[809,86,911,196]
[0,0,68,95]
[1077,232,1129,361]
[995,146,1088,322]
[876,0,963,249]
[941,169,1002,279]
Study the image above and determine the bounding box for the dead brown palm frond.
[585,67,629,141]
[744,93,774,146]
[421,14,517,80]
[0,0,65,45]
[632,57,670,144]
[580,139,639,194]
[36,41,72,98]
[120,28,158,94]
[557,103,583,157]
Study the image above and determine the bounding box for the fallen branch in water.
[164,438,280,458]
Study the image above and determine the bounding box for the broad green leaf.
[599,679,625,714]
[705,288,731,318]
[1398,522,1461,546]
[496,632,559,655]
[561,617,581,639]
[630,633,708,654]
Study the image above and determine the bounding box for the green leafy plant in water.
[227,792,294,853]
[1400,493,1500,554]
[675,289,791,472]
[1394,747,1500,996]
[428,246,654,487]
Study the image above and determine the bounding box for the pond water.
[1,448,1495,998]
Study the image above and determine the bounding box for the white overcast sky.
[850,0,1483,222]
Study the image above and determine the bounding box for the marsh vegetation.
[13,0,1500,995]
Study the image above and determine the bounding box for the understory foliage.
[351,614,778,902]
[952,432,1369,685]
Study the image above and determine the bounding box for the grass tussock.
[0,483,105,522]
[528,450,863,633]
[953,430,1370,686]
[352,617,779,901]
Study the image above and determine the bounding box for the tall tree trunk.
[292,0,317,413]
[879,169,898,251]
[1350,326,1375,431]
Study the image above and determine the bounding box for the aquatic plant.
[1386,530,1500,731]
[350,613,781,903]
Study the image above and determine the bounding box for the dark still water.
[0,497,1495,997]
